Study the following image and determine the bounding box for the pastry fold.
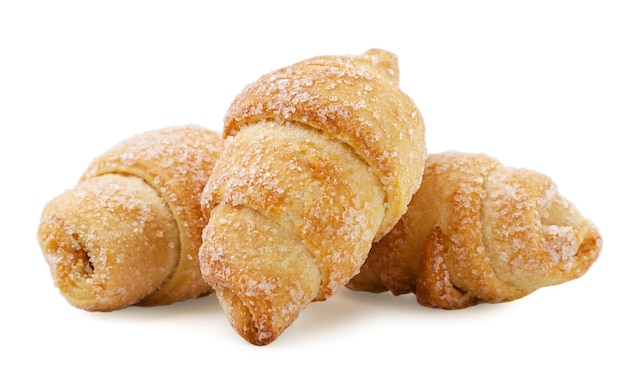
[347,151,602,308]
[200,49,426,344]
[37,125,223,311]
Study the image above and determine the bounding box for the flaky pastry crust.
[38,125,223,311]
[347,151,602,308]
[200,49,426,344]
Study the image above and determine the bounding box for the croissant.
[347,151,602,309]
[37,124,223,311]
[199,49,426,345]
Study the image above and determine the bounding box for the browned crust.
[38,174,181,311]
[82,125,223,305]
[200,49,426,345]
[38,125,223,310]
[222,49,426,238]
[348,151,602,309]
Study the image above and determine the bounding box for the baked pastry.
[37,125,223,311]
[199,49,426,345]
[347,151,602,309]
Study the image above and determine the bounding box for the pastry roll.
[347,151,602,309]
[199,49,426,344]
[37,125,223,311]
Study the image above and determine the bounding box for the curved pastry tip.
[217,287,276,346]
[361,48,400,84]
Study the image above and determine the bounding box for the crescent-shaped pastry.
[38,125,223,311]
[199,49,426,344]
[348,151,602,309]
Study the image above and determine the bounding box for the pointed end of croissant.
[541,221,602,282]
[216,287,279,346]
[478,167,603,295]
[361,48,400,84]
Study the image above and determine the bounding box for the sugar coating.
[37,125,223,310]
[200,203,322,345]
[82,125,223,306]
[203,122,385,301]
[348,151,602,309]
[199,49,425,344]
[222,49,426,238]
[38,174,180,311]
[482,164,600,291]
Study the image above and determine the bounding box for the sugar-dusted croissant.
[37,125,223,311]
[199,49,426,345]
[347,151,602,309]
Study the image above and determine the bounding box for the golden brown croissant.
[347,151,602,309]
[199,49,426,345]
[37,125,223,311]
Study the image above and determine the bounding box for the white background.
[1,1,623,368]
